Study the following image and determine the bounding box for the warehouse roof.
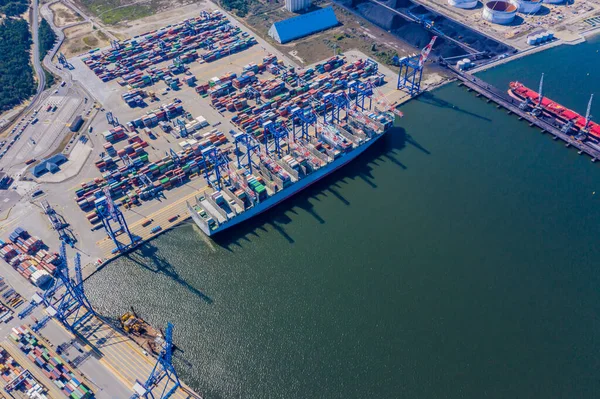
[32,154,67,177]
[268,6,339,44]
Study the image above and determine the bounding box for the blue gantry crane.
[176,119,188,137]
[32,315,51,332]
[106,111,119,127]
[347,81,372,111]
[5,370,35,393]
[261,119,290,158]
[131,322,181,399]
[244,86,262,105]
[24,244,95,333]
[48,250,95,332]
[323,93,349,124]
[234,131,261,174]
[201,147,231,190]
[397,36,437,96]
[290,107,317,141]
[17,295,42,319]
[41,200,75,247]
[95,187,137,252]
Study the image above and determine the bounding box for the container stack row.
[102,126,128,143]
[10,326,93,398]
[201,55,385,144]
[0,277,25,309]
[127,99,184,129]
[0,346,49,398]
[82,10,256,82]
[75,135,230,221]
[0,229,59,287]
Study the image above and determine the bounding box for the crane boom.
[537,73,544,107]
[585,93,594,129]
[419,36,438,68]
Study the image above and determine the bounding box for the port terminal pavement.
[47,0,442,278]
[0,3,443,397]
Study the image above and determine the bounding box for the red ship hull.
[508,81,600,140]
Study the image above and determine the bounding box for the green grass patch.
[99,4,154,24]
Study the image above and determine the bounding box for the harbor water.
[86,37,600,398]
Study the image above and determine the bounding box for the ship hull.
[508,81,600,139]
[190,132,387,236]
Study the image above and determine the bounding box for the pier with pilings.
[449,67,600,163]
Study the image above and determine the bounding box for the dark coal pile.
[355,1,398,30]
[343,0,515,59]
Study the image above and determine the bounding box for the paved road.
[31,0,46,108]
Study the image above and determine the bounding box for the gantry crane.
[577,93,594,140]
[96,187,136,252]
[41,200,75,246]
[106,111,119,127]
[131,323,181,399]
[397,36,437,96]
[290,107,317,142]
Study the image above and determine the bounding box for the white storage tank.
[510,0,542,13]
[448,0,479,8]
[483,1,518,24]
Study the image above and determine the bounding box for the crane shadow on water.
[417,91,492,122]
[212,126,412,250]
[123,242,214,304]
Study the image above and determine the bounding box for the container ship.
[187,109,395,236]
[508,81,600,140]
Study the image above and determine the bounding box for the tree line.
[0,0,29,17]
[39,18,58,88]
[221,0,251,17]
[0,18,35,112]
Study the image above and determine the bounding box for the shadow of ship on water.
[209,125,426,248]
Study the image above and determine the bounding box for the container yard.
[81,10,256,84]
[0,345,49,398]
[0,278,24,312]
[0,229,59,288]
[71,48,399,253]
[8,326,92,398]
[0,5,408,398]
[60,3,406,260]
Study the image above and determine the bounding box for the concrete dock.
[450,67,600,162]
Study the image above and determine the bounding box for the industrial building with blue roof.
[268,6,339,44]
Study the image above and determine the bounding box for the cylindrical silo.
[448,0,479,8]
[510,0,542,14]
[483,1,518,24]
